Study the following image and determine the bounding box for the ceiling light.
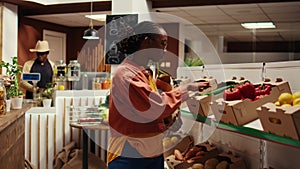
[83,26,99,39]
[85,14,107,22]
[241,22,276,29]
[23,0,110,5]
[83,1,99,40]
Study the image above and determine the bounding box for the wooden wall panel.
[18,17,108,72]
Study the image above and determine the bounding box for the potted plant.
[41,82,56,107]
[0,56,25,109]
[42,82,56,99]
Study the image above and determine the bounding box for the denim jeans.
[108,141,164,169]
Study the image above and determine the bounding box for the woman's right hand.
[186,81,210,91]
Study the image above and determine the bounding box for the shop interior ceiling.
[8,0,300,42]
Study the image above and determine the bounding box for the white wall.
[219,52,300,64]
[177,60,300,93]
[1,3,18,71]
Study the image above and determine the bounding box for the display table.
[69,123,109,169]
[0,104,31,169]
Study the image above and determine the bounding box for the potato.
[174,149,184,161]
[204,158,219,169]
[216,161,229,169]
[192,163,204,169]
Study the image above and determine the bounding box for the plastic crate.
[67,105,105,125]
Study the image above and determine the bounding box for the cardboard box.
[186,77,250,117]
[211,81,291,126]
[186,94,213,116]
[192,78,218,94]
[257,78,291,95]
[165,142,219,169]
[211,98,259,126]
[257,102,300,140]
[226,76,248,85]
[186,78,221,116]
[163,134,193,158]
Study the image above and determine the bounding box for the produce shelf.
[180,109,300,148]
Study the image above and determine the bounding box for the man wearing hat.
[20,40,55,99]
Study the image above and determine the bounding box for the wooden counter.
[0,104,31,169]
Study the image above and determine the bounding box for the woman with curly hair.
[108,21,208,169]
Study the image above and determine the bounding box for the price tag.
[21,73,41,81]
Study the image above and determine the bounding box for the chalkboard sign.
[105,14,138,64]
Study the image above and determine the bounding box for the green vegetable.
[41,82,56,99]
[202,85,232,96]
[185,57,204,67]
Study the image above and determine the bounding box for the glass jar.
[92,77,102,90]
[55,60,67,81]
[0,79,6,115]
[101,78,110,89]
[33,92,43,107]
[67,60,81,81]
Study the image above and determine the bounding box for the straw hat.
[29,40,51,52]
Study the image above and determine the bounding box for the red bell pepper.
[255,84,272,96]
[223,87,242,101]
[238,81,256,100]
[254,94,265,101]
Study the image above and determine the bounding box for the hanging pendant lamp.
[83,1,99,40]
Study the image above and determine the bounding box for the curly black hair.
[117,21,165,55]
